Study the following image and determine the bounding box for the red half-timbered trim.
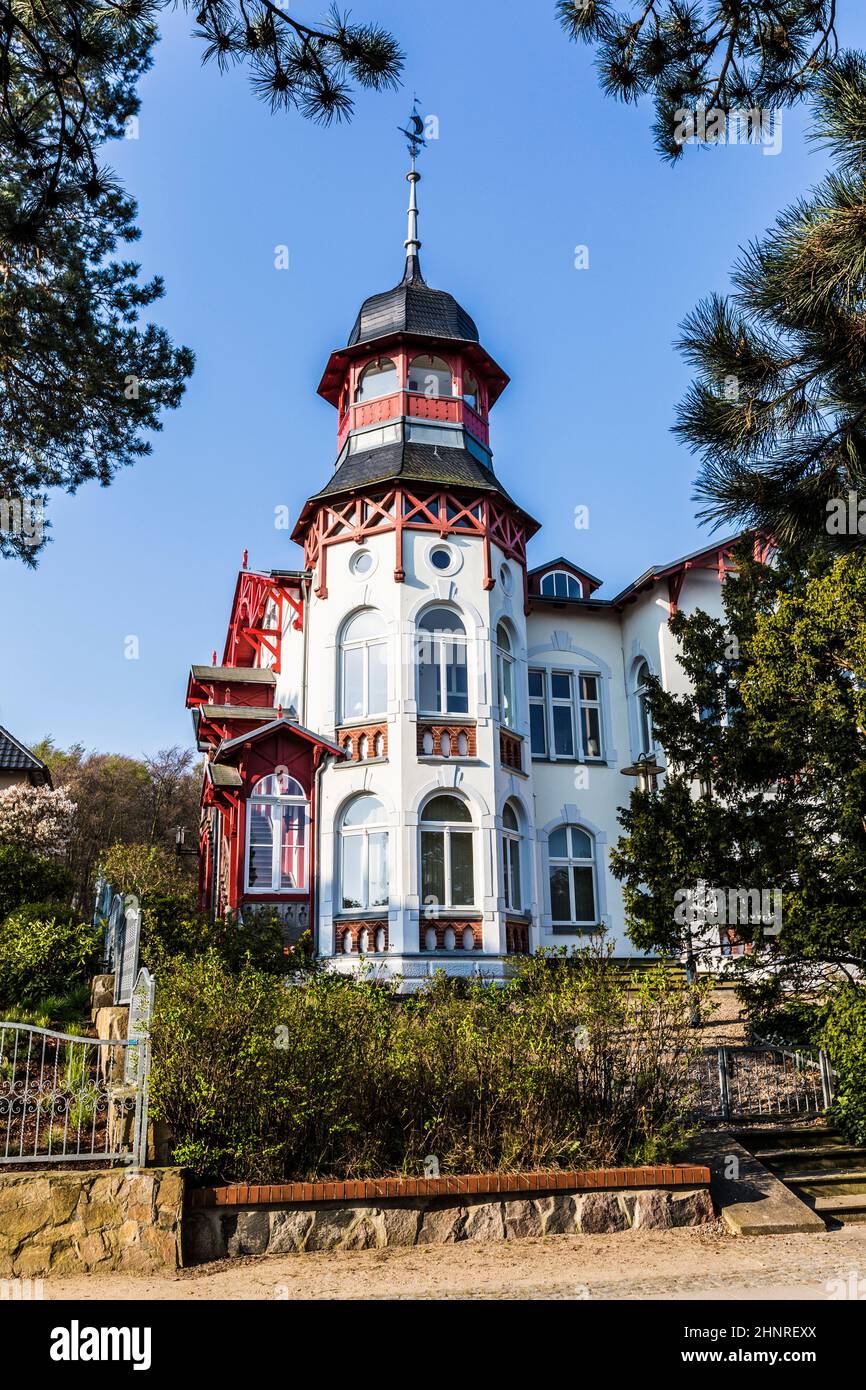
[222,570,304,674]
[300,485,536,601]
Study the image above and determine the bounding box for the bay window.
[340,609,388,721]
[502,801,523,912]
[246,774,308,893]
[420,794,475,909]
[338,795,389,912]
[496,622,516,728]
[417,608,469,715]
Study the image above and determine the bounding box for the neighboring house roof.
[347,254,479,349]
[526,535,745,612]
[0,726,52,786]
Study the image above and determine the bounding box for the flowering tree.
[0,784,77,857]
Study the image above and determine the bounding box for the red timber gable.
[296,485,538,606]
[186,571,343,929]
[195,717,342,923]
[222,566,304,674]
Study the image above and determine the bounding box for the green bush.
[137,893,300,975]
[0,846,72,922]
[823,987,866,1145]
[0,903,99,1009]
[149,948,706,1184]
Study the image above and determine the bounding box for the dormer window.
[355,357,398,403]
[540,569,583,600]
[408,354,453,398]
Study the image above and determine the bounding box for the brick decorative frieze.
[505,919,531,954]
[499,727,523,772]
[336,919,389,954]
[417,722,477,758]
[419,920,483,952]
[336,724,388,762]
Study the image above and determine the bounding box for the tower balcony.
[337,391,489,454]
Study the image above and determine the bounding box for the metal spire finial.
[398,97,425,276]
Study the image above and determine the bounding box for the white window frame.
[548,825,598,928]
[419,798,476,910]
[495,623,517,730]
[528,668,604,761]
[337,798,389,915]
[501,803,523,912]
[339,611,388,723]
[245,775,309,895]
[634,659,655,757]
[416,608,470,717]
[540,569,582,599]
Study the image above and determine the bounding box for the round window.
[349,548,374,577]
[430,546,452,571]
[499,563,513,594]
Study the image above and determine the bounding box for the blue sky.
[3,2,865,756]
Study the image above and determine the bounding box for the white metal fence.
[689,1044,834,1121]
[93,877,142,1006]
[0,968,154,1167]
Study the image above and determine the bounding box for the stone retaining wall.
[185,1186,714,1262]
[0,1168,183,1277]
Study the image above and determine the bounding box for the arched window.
[416,608,469,715]
[540,569,582,600]
[548,825,597,927]
[634,659,654,756]
[420,794,474,909]
[340,609,387,721]
[463,370,480,412]
[339,795,389,912]
[502,801,523,912]
[355,357,398,403]
[408,354,453,398]
[246,773,308,893]
[496,622,516,729]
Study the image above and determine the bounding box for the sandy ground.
[38,1224,866,1301]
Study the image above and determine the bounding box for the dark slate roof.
[0,725,52,785]
[311,440,511,504]
[347,254,479,348]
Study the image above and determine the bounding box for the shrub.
[0,845,72,922]
[823,987,866,1145]
[149,948,707,1184]
[0,903,99,1008]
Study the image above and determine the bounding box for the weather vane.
[398,96,426,163]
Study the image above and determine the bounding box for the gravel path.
[40,1224,866,1301]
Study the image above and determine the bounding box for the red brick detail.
[505,919,531,954]
[416,723,477,758]
[499,728,523,772]
[336,919,389,954]
[191,1164,711,1209]
[419,920,483,952]
[336,724,388,762]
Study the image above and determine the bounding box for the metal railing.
[689,1044,834,1121]
[0,969,153,1167]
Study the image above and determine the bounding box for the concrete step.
[808,1193,866,1224]
[778,1169,866,1186]
[756,1144,866,1165]
[733,1127,843,1151]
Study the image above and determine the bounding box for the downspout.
[312,747,332,961]
[300,572,311,726]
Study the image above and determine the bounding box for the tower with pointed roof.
[185,124,740,977]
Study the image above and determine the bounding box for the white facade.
[265,527,726,981]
